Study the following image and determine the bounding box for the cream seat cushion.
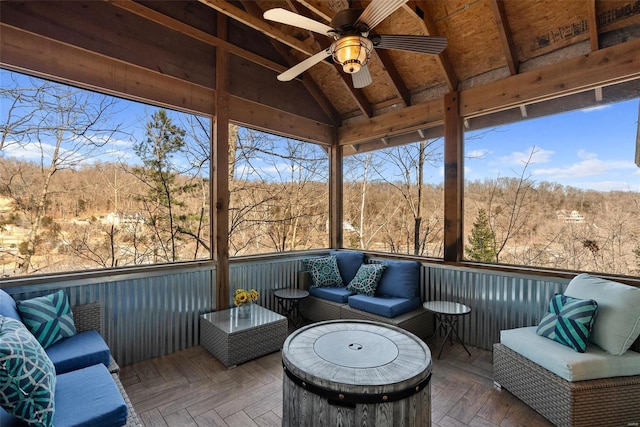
[500,327,640,382]
[564,273,640,355]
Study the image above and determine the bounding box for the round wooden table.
[282,320,432,427]
[423,300,472,359]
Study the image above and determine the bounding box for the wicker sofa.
[493,274,640,427]
[298,252,433,339]
[0,289,142,427]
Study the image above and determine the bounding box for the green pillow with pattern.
[0,315,56,426]
[347,264,386,296]
[304,255,344,288]
[16,290,77,350]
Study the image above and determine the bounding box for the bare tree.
[1,76,125,274]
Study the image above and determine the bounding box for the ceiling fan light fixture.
[331,35,373,74]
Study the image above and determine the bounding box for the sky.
[465,99,640,192]
[2,69,640,192]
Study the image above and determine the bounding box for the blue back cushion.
[376,260,420,299]
[309,287,353,303]
[330,250,365,284]
[0,290,21,321]
[348,294,421,318]
[53,364,128,427]
[46,330,111,375]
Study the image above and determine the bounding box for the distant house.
[0,197,14,213]
[102,212,145,227]
[556,210,584,223]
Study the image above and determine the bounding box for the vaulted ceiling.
[1,1,640,154]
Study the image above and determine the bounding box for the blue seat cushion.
[55,363,127,427]
[46,330,111,375]
[309,286,353,303]
[329,250,365,284]
[376,260,420,299]
[348,294,421,318]
[0,289,21,321]
[1,363,127,427]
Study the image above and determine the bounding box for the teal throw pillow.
[304,255,344,288]
[536,294,598,353]
[0,315,56,426]
[16,290,77,349]
[347,264,386,296]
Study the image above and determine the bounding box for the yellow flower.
[233,288,259,306]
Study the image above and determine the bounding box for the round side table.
[273,288,309,328]
[423,300,472,359]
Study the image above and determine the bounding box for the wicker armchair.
[493,338,640,427]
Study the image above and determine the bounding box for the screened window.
[0,70,211,276]
[464,92,640,276]
[228,126,329,255]
[343,140,444,256]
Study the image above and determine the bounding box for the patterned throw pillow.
[16,290,77,349]
[304,255,344,288]
[0,315,56,426]
[346,264,386,296]
[536,294,598,353]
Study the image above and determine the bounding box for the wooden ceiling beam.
[107,0,288,75]
[461,37,640,117]
[587,0,599,51]
[339,99,444,145]
[489,0,519,75]
[295,1,334,22]
[198,0,316,57]
[405,1,458,91]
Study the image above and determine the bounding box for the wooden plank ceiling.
[1,0,639,153]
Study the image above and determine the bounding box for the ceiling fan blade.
[373,34,447,55]
[264,8,334,36]
[277,49,332,81]
[352,65,372,88]
[355,0,408,31]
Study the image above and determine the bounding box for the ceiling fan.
[263,0,447,88]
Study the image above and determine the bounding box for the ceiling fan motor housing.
[330,8,368,36]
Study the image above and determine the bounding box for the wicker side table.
[200,305,287,367]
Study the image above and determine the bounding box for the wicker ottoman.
[200,305,287,367]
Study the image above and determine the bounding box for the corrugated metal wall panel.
[5,264,215,365]
[229,255,309,312]
[425,264,568,350]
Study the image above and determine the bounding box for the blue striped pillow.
[536,294,598,353]
[16,290,77,350]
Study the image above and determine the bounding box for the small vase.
[237,303,252,319]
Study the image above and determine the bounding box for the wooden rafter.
[489,0,519,75]
[295,0,334,22]
[405,1,458,91]
[107,0,287,75]
[587,0,599,51]
[198,0,316,56]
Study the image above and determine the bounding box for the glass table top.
[201,304,285,334]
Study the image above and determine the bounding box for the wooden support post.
[214,14,230,310]
[443,92,463,262]
[330,134,343,249]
